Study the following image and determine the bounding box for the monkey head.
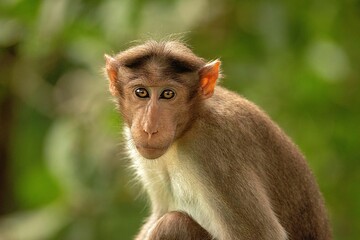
[105,41,220,159]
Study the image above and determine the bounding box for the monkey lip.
[136,145,168,159]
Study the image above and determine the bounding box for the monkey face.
[122,81,195,159]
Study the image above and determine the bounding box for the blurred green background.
[0,0,359,239]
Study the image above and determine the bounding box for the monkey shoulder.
[206,86,266,118]
[187,85,299,170]
[180,87,274,168]
[199,86,273,138]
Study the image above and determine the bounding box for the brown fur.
[147,211,212,240]
[105,41,332,240]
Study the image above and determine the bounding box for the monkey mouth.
[137,144,166,150]
[139,146,165,151]
[136,145,168,159]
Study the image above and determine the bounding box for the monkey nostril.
[144,129,159,136]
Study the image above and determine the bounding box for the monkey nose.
[143,128,159,138]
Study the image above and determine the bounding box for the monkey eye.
[160,89,175,100]
[135,88,149,98]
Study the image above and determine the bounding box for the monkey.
[104,40,332,240]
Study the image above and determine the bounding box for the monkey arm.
[135,212,212,240]
[147,211,212,240]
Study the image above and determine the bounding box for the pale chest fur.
[125,128,220,238]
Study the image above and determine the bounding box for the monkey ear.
[104,54,118,96]
[199,60,221,99]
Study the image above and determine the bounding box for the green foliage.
[0,0,359,239]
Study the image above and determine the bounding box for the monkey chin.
[136,146,168,160]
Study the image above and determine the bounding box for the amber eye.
[160,89,175,99]
[135,88,149,98]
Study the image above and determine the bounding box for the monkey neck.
[125,128,218,236]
